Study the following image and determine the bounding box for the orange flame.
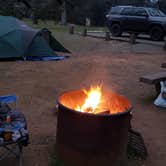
[73,85,131,114]
[75,86,103,113]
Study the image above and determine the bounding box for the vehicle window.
[121,8,133,16]
[110,7,122,15]
[134,8,148,16]
[148,8,166,17]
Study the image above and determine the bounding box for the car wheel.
[135,33,139,37]
[150,26,163,41]
[110,24,122,37]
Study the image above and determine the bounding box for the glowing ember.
[75,86,102,113]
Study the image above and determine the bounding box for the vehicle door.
[129,8,149,32]
[120,7,134,31]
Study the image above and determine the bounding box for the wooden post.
[82,27,87,37]
[33,16,38,24]
[69,25,74,34]
[105,32,110,41]
[129,33,136,44]
[32,11,38,24]
[163,37,166,50]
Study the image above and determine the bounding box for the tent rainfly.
[0,16,70,60]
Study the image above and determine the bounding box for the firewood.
[85,107,93,113]
[95,109,110,114]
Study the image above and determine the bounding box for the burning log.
[94,108,110,114]
[84,107,93,113]
[84,107,110,114]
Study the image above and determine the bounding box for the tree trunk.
[61,0,67,25]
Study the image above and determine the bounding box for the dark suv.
[106,6,166,41]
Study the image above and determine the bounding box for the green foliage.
[49,157,70,166]
[0,0,14,15]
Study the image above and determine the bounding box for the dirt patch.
[0,36,166,166]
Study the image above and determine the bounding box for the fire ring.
[56,88,132,166]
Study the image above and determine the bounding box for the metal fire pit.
[56,90,132,166]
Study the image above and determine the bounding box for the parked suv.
[106,6,166,41]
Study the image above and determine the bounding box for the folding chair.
[0,139,23,166]
[0,94,28,166]
[0,94,18,110]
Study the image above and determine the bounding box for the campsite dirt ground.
[0,33,166,166]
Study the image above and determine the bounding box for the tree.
[159,0,166,13]
[61,0,67,24]
[0,0,31,16]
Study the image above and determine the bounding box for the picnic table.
[140,62,166,95]
[161,62,166,68]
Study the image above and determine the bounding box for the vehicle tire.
[110,23,122,37]
[135,33,139,37]
[150,26,164,41]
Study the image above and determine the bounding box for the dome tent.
[0,16,70,61]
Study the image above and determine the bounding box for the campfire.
[56,85,132,166]
[59,85,131,115]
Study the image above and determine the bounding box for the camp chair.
[0,94,28,166]
[0,94,18,110]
